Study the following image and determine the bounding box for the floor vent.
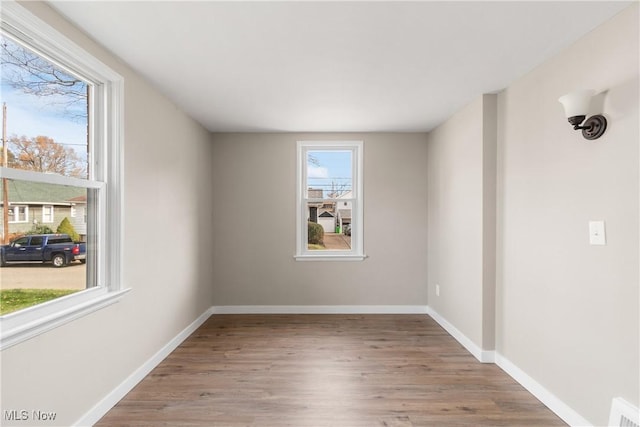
[609,398,640,427]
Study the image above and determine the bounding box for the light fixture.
[558,89,607,140]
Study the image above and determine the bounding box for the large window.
[296,141,365,261]
[0,3,126,349]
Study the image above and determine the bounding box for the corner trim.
[74,307,215,427]
[211,305,429,314]
[426,307,495,363]
[495,353,593,427]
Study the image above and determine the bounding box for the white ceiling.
[49,1,631,133]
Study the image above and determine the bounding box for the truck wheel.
[52,254,66,268]
[0,257,5,267]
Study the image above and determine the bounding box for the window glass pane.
[306,150,352,199]
[306,201,352,251]
[1,33,90,179]
[1,180,91,315]
[28,236,43,246]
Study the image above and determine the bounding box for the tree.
[57,217,79,242]
[9,135,86,178]
[0,148,15,167]
[1,35,87,120]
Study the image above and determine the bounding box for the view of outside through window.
[306,150,353,251]
[0,33,90,315]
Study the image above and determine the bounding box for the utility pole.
[2,102,9,244]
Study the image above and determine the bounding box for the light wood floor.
[96,315,566,426]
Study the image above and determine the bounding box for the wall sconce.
[558,89,607,140]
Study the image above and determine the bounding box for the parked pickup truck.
[0,234,86,268]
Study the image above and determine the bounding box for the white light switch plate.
[589,221,606,245]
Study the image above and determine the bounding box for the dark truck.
[0,234,86,268]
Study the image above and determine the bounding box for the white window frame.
[295,141,365,261]
[8,204,28,223]
[0,2,128,350]
[42,204,54,223]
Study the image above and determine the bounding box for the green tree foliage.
[57,217,80,242]
[308,221,324,245]
[26,224,54,235]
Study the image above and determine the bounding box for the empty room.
[0,1,638,426]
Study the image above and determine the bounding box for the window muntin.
[0,2,125,349]
[296,141,364,261]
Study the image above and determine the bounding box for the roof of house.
[2,180,86,205]
[338,209,351,219]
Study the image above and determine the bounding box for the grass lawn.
[308,244,325,250]
[0,289,80,315]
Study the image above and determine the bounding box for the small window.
[28,236,43,246]
[48,236,72,245]
[42,205,54,223]
[295,141,365,261]
[12,236,28,247]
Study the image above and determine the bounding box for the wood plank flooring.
[96,315,566,426]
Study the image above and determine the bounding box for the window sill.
[0,288,131,350]
[294,254,367,262]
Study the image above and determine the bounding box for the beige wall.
[496,4,638,426]
[1,2,215,426]
[426,94,497,351]
[211,133,428,306]
[427,5,638,424]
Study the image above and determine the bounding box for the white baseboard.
[495,353,592,427]
[74,307,215,427]
[426,308,592,426]
[426,307,494,363]
[211,305,429,314]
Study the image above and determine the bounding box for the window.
[42,205,54,223]
[295,141,365,261]
[8,205,27,223]
[0,2,126,350]
[29,236,43,246]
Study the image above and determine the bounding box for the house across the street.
[0,180,87,241]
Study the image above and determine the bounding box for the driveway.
[322,233,352,250]
[0,262,87,290]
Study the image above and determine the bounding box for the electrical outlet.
[435,284,440,297]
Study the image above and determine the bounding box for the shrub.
[57,217,80,242]
[26,224,54,235]
[308,221,324,245]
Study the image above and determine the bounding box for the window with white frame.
[0,2,126,350]
[42,205,54,223]
[8,205,28,223]
[295,141,365,261]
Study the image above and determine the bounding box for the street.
[0,262,87,290]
